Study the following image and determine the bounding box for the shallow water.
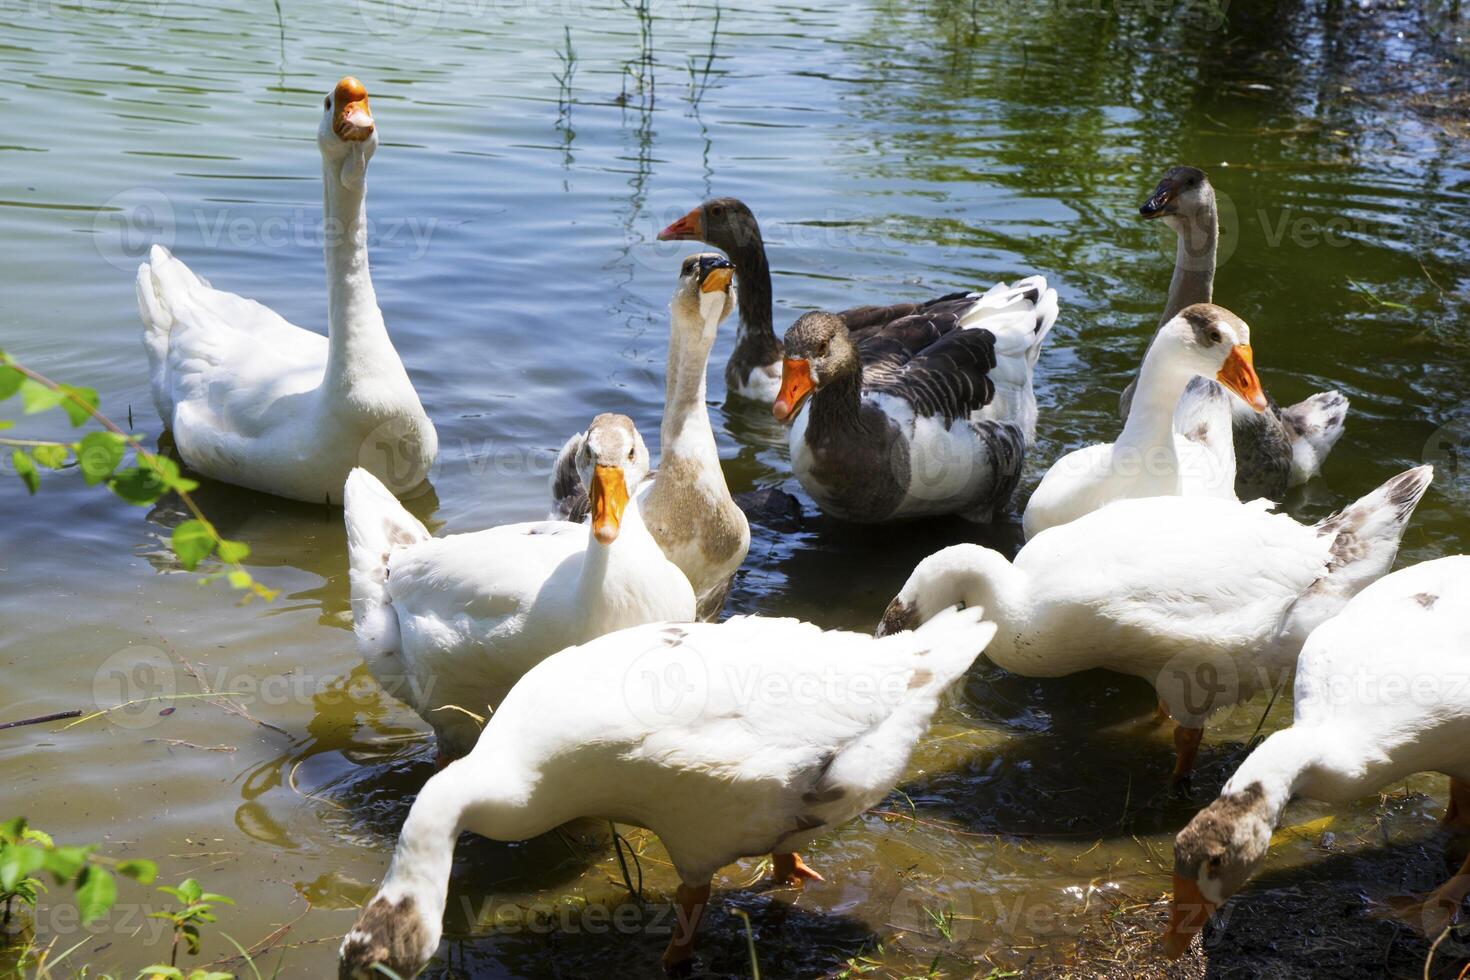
[1,0,1468,976]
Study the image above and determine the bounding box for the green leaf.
[108,465,165,505]
[22,828,53,848]
[77,431,127,485]
[31,444,67,469]
[57,385,99,427]
[0,365,21,400]
[197,891,233,906]
[76,866,116,923]
[0,842,44,892]
[12,450,39,494]
[171,520,216,571]
[115,858,158,884]
[42,844,90,882]
[0,420,12,430]
[215,539,250,564]
[137,966,185,980]
[176,878,203,904]
[227,570,253,590]
[0,817,26,842]
[18,379,65,415]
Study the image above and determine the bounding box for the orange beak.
[701,266,734,294]
[772,358,814,422]
[590,464,630,545]
[1163,871,1215,959]
[332,76,374,142]
[1216,345,1267,412]
[658,206,703,242]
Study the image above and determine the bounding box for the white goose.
[136,77,434,504]
[1022,303,1267,540]
[338,605,996,977]
[549,255,749,620]
[881,466,1433,780]
[1166,555,1470,957]
[343,413,694,760]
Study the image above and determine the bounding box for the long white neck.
[1162,206,1217,326]
[375,759,532,936]
[575,496,667,631]
[660,307,720,469]
[1220,726,1328,829]
[321,154,392,393]
[1116,337,1193,469]
[374,767,466,937]
[915,547,1030,663]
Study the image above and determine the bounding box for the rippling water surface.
[1,0,1468,976]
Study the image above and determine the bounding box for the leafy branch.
[0,352,275,602]
[0,817,157,932]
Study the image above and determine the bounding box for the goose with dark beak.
[548,254,750,620]
[1122,165,1349,500]
[342,413,694,763]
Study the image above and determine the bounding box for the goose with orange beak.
[1166,552,1470,959]
[342,414,694,762]
[136,76,435,504]
[548,254,749,620]
[1023,303,1266,539]
[769,276,1058,524]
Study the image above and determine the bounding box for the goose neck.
[321,155,390,392]
[1116,340,1190,463]
[1161,206,1217,326]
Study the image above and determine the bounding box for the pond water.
[2,0,1468,976]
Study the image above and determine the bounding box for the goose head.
[1140,165,1214,231]
[576,413,651,545]
[658,197,762,258]
[772,312,856,421]
[338,889,439,979]
[1164,782,1273,958]
[670,252,737,336]
[877,544,1017,637]
[1154,304,1268,412]
[318,76,377,189]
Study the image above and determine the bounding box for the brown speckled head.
[338,894,431,979]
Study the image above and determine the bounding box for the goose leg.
[1444,778,1470,832]
[772,852,824,887]
[660,880,711,975]
[1371,850,1470,937]
[1172,724,1205,784]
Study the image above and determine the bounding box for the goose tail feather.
[343,468,429,663]
[548,430,590,522]
[1281,390,1349,485]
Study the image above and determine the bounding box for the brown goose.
[772,277,1057,523]
[658,197,1016,403]
[1120,166,1348,500]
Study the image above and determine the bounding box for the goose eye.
[956,599,967,611]
[710,205,724,217]
[627,447,636,462]
[1209,329,1222,344]
[818,341,830,357]
[1207,855,1223,871]
[323,96,331,109]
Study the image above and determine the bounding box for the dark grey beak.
[1140,177,1179,218]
